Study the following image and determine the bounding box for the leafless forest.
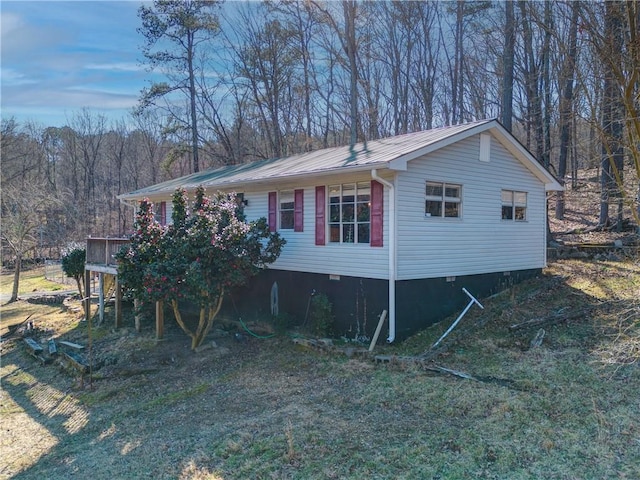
[2,1,639,261]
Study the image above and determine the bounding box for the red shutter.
[315,186,325,245]
[268,191,277,232]
[160,202,167,226]
[294,189,304,232]
[370,180,383,247]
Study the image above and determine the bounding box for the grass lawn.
[1,258,639,479]
[0,266,68,297]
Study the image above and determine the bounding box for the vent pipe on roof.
[371,169,396,343]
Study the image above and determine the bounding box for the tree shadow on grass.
[3,259,640,479]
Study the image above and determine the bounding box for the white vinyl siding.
[135,132,548,283]
[242,177,389,280]
[396,134,547,281]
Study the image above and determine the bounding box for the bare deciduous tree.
[1,186,58,302]
[138,0,222,173]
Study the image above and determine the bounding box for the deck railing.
[86,237,130,266]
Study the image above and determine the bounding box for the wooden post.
[84,269,91,322]
[156,300,164,340]
[134,299,141,332]
[368,310,388,352]
[114,277,122,329]
[98,273,104,324]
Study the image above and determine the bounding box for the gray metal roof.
[119,119,561,200]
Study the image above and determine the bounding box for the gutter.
[118,197,139,212]
[371,169,396,343]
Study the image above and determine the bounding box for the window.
[501,190,527,221]
[328,182,371,244]
[268,189,304,232]
[154,201,167,225]
[425,182,461,218]
[279,190,294,229]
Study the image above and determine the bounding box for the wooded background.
[2,0,639,263]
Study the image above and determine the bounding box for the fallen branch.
[428,365,524,390]
[424,365,476,380]
[509,307,589,331]
[374,354,524,390]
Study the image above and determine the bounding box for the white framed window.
[328,182,371,244]
[501,190,527,221]
[425,181,462,218]
[279,190,294,230]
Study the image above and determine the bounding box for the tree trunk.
[599,1,625,227]
[10,254,22,303]
[519,1,543,158]
[541,1,552,169]
[188,33,200,173]
[501,0,515,131]
[191,290,225,350]
[171,292,224,351]
[452,0,465,124]
[343,0,358,148]
[75,276,86,314]
[556,1,579,220]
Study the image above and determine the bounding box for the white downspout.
[371,169,396,343]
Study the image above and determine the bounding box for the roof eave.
[117,163,393,201]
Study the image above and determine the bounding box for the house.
[118,119,563,342]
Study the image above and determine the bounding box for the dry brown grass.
[1,257,639,480]
[0,266,68,298]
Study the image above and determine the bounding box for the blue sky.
[1,0,157,127]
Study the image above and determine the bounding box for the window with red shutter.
[294,189,304,232]
[268,191,277,232]
[370,181,383,247]
[279,190,294,229]
[315,186,325,245]
[327,182,373,244]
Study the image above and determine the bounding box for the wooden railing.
[86,238,130,266]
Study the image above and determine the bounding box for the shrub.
[309,293,334,337]
[61,247,86,312]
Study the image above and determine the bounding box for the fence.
[44,260,75,286]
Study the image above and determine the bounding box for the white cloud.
[85,62,145,73]
[0,12,24,37]
[0,67,37,86]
